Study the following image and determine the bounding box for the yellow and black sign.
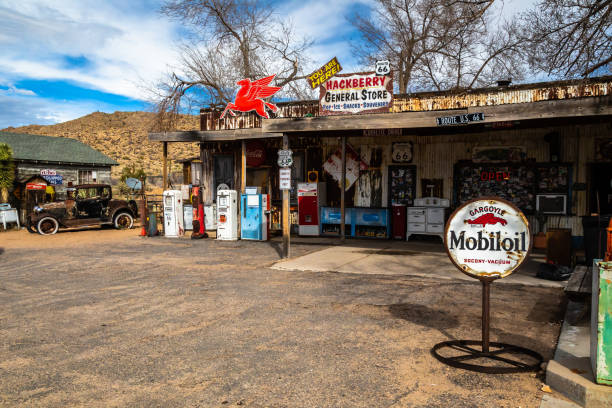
[307,57,342,89]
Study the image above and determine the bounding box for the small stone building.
[0,132,118,222]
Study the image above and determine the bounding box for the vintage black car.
[27,184,138,235]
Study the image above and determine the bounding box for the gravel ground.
[0,229,565,407]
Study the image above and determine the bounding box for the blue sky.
[0,0,535,129]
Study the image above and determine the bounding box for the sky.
[0,0,536,129]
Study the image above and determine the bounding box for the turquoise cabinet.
[591,260,612,385]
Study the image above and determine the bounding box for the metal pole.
[282,134,290,258]
[162,142,168,191]
[482,279,490,353]
[340,136,346,242]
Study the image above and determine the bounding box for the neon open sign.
[480,171,510,181]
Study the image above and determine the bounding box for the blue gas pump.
[240,189,269,240]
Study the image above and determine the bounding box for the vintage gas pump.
[217,189,238,240]
[163,190,184,237]
[240,187,270,241]
[191,186,208,239]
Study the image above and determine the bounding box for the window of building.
[78,170,98,184]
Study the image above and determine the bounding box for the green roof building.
[0,132,118,221]
[0,132,117,166]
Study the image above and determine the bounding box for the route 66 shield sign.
[375,60,390,76]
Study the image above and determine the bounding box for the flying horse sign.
[221,75,281,119]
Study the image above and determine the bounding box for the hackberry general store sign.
[444,197,531,279]
[319,71,393,116]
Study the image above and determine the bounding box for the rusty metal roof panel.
[200,77,612,130]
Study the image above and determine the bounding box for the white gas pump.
[163,190,184,237]
[216,189,238,240]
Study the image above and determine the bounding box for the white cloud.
[0,92,134,129]
[278,0,373,72]
[0,0,180,99]
[0,85,36,96]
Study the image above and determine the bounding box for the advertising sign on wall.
[444,197,531,280]
[246,140,266,167]
[319,71,393,116]
[322,144,368,191]
[42,175,63,185]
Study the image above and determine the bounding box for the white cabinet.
[407,202,448,240]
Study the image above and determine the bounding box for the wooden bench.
[565,265,592,300]
[564,265,592,324]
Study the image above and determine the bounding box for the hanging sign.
[220,74,281,119]
[279,168,291,190]
[277,149,293,167]
[319,71,393,116]
[40,169,56,176]
[307,57,342,89]
[445,197,531,280]
[436,112,484,126]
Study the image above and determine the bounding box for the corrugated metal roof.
[0,132,118,166]
[199,76,612,131]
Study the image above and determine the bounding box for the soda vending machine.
[240,191,270,240]
[297,182,327,236]
[216,189,238,240]
[163,190,184,237]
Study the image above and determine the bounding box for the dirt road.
[0,229,565,407]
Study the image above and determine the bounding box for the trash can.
[591,260,612,385]
[147,206,160,236]
[582,216,611,266]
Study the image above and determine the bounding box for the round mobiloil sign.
[444,197,532,280]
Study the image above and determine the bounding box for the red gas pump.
[191,187,208,239]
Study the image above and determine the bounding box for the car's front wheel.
[114,212,133,230]
[37,217,59,235]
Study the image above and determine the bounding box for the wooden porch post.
[241,140,247,194]
[199,143,205,191]
[162,141,168,191]
[282,134,290,258]
[340,136,346,242]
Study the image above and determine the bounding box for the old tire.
[26,220,37,233]
[114,212,133,230]
[37,217,59,235]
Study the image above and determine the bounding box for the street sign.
[445,197,531,280]
[279,168,291,190]
[436,112,484,126]
[277,149,293,167]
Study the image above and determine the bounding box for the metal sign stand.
[433,197,546,374]
[431,277,543,374]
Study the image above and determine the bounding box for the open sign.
[481,171,511,181]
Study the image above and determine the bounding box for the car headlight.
[34,206,43,212]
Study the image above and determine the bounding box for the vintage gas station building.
[149,75,612,259]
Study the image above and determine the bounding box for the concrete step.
[546,300,612,407]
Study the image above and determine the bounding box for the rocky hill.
[1,111,200,180]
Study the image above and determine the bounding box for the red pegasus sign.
[466,213,508,227]
[221,75,281,119]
